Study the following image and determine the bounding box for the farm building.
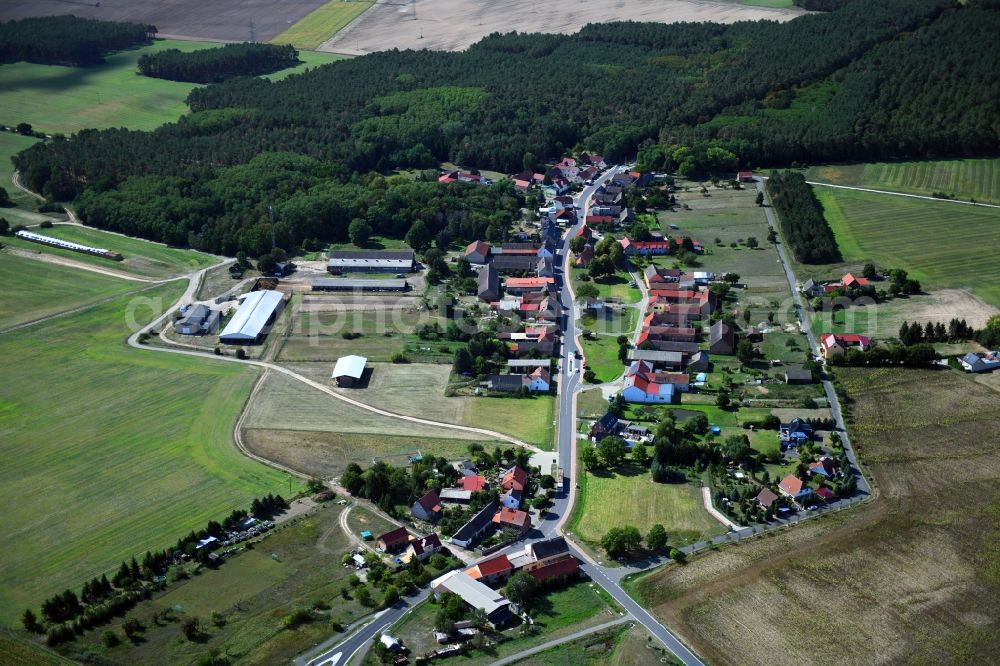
[331,355,368,387]
[174,304,221,336]
[622,360,677,404]
[464,240,491,264]
[490,254,540,275]
[450,501,499,548]
[820,333,871,359]
[626,349,685,370]
[15,229,123,260]
[784,366,814,384]
[218,290,285,344]
[312,278,408,292]
[465,554,513,585]
[376,526,411,553]
[411,490,442,522]
[478,265,500,302]
[709,321,736,354]
[959,351,1000,373]
[431,571,514,628]
[506,359,551,373]
[327,249,414,274]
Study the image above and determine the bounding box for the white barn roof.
[332,355,367,380]
[431,571,509,616]
[219,290,284,341]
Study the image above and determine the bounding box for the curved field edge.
[270,0,375,49]
[0,281,290,625]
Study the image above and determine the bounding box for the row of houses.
[442,465,538,548]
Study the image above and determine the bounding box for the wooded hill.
[0,16,154,66]
[137,43,300,84]
[13,0,1000,255]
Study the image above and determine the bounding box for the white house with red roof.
[621,360,677,404]
[820,333,871,359]
[406,533,443,562]
[778,474,813,504]
[464,240,491,264]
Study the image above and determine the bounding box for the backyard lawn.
[571,462,727,548]
[0,282,290,624]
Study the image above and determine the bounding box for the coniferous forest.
[137,43,300,84]
[0,16,154,66]
[11,0,1000,256]
[764,171,841,264]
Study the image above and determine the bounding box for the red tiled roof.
[466,554,512,579]
[778,475,805,497]
[465,240,489,257]
[459,475,487,492]
[409,533,442,555]
[378,526,410,547]
[815,487,836,501]
[415,490,442,514]
[502,466,528,491]
[527,554,579,582]
[506,277,555,288]
[493,507,530,528]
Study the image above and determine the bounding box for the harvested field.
[320,0,804,55]
[0,1,329,43]
[632,367,1000,665]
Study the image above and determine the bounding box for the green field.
[0,631,75,665]
[0,252,145,329]
[0,283,290,624]
[5,224,216,279]
[579,333,624,384]
[0,40,345,135]
[808,158,1000,205]
[513,624,671,666]
[55,504,373,665]
[271,0,375,49]
[812,187,1000,308]
[0,133,42,208]
[570,462,726,549]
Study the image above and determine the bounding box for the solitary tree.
[581,446,600,470]
[736,339,755,365]
[504,572,538,608]
[646,524,668,551]
[601,526,643,559]
[575,281,600,301]
[598,435,627,468]
[755,191,764,206]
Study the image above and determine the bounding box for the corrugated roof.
[219,290,284,341]
[431,571,509,616]
[332,355,367,380]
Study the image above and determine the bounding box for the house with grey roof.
[174,304,221,336]
[709,320,736,354]
[478,265,500,302]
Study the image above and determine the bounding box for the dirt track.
[321,0,805,54]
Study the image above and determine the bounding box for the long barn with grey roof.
[218,290,285,344]
[312,278,409,292]
[327,249,414,274]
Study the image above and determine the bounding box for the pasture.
[272,0,375,49]
[0,40,344,135]
[811,187,1000,309]
[320,0,803,54]
[633,367,1000,665]
[0,252,141,329]
[571,462,727,549]
[5,224,216,279]
[61,504,373,665]
[0,1,330,43]
[807,158,1000,205]
[0,282,290,625]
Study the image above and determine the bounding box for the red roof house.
[526,553,580,582]
[815,487,836,502]
[465,554,513,584]
[459,475,488,492]
[411,490,443,522]
[406,533,443,561]
[376,526,411,552]
[778,475,812,502]
[841,272,871,289]
[501,465,528,492]
[492,507,531,532]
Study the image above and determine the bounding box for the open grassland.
[389,581,622,665]
[632,367,1000,665]
[0,631,75,666]
[579,332,623,383]
[241,371,502,476]
[808,187,1000,309]
[0,40,344,135]
[0,252,141,329]
[57,504,372,665]
[276,362,555,446]
[808,158,1000,205]
[0,282,290,625]
[571,462,727,549]
[0,132,41,204]
[513,623,672,666]
[272,0,375,49]
[5,224,216,279]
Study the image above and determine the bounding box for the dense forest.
[13,0,1000,254]
[74,152,524,255]
[0,16,154,66]
[137,43,300,83]
[793,0,855,10]
[765,171,841,264]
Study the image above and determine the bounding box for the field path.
[701,487,742,530]
[128,270,543,460]
[763,176,1000,210]
[489,617,635,666]
[10,170,43,202]
[5,246,159,282]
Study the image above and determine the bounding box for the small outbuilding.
[331,355,368,387]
